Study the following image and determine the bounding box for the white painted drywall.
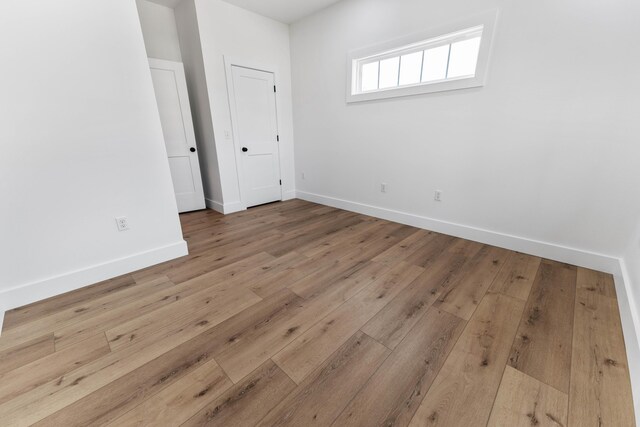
[174,0,223,207]
[625,221,640,311]
[175,0,296,211]
[620,222,640,417]
[0,0,186,313]
[220,0,343,24]
[623,223,640,349]
[136,0,183,61]
[290,0,640,259]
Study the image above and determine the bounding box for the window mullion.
[352,24,486,96]
[444,44,452,78]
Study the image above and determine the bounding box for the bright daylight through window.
[347,14,497,103]
[355,26,482,94]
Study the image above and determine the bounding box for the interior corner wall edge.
[0,241,188,337]
[290,0,640,261]
[295,188,640,422]
[182,0,297,207]
[205,198,244,214]
[290,0,640,414]
[0,0,186,318]
[620,222,640,420]
[296,190,620,273]
[617,258,640,422]
[174,0,224,204]
[135,0,183,62]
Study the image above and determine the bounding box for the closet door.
[149,58,205,213]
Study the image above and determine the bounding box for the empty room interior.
[1,0,640,425]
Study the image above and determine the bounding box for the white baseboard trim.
[205,198,244,214]
[616,259,640,423]
[205,198,224,213]
[297,190,640,421]
[296,191,619,273]
[0,240,188,336]
[206,193,296,215]
[282,190,296,201]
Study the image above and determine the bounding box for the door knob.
[242,147,248,152]
[190,147,196,153]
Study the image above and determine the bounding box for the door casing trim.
[224,56,284,211]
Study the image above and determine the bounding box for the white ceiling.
[148,0,342,23]
[147,0,183,8]
[221,0,342,23]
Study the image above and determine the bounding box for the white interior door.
[149,58,205,213]
[230,65,282,208]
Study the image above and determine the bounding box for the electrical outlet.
[115,216,129,231]
[434,190,442,202]
[380,183,388,193]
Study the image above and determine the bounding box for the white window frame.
[346,10,499,103]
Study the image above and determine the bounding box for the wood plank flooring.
[0,200,635,426]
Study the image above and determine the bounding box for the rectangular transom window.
[347,11,498,103]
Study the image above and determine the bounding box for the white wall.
[290,0,640,262]
[174,0,223,205]
[0,0,187,318]
[176,0,296,211]
[291,0,640,416]
[625,224,640,324]
[620,222,640,416]
[136,0,183,61]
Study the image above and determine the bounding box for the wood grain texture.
[181,360,296,427]
[28,275,174,340]
[489,252,541,300]
[0,333,110,405]
[104,261,265,351]
[287,257,387,301]
[35,325,227,426]
[372,229,438,267]
[1,275,137,332]
[211,281,370,383]
[576,266,618,298]
[299,220,396,264]
[0,276,174,352]
[166,229,283,284]
[0,296,277,425]
[408,293,526,427]
[273,262,423,383]
[568,268,635,426]
[297,216,382,256]
[508,260,577,393]
[335,308,464,426]
[202,289,306,383]
[258,332,389,426]
[51,278,179,349]
[107,359,232,426]
[488,366,568,427]
[361,241,475,349]
[0,333,54,376]
[404,233,459,268]
[435,244,511,320]
[0,200,633,426]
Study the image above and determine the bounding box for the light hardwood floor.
[0,200,635,426]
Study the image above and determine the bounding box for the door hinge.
[274,85,277,93]
[276,135,280,142]
[279,180,282,185]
